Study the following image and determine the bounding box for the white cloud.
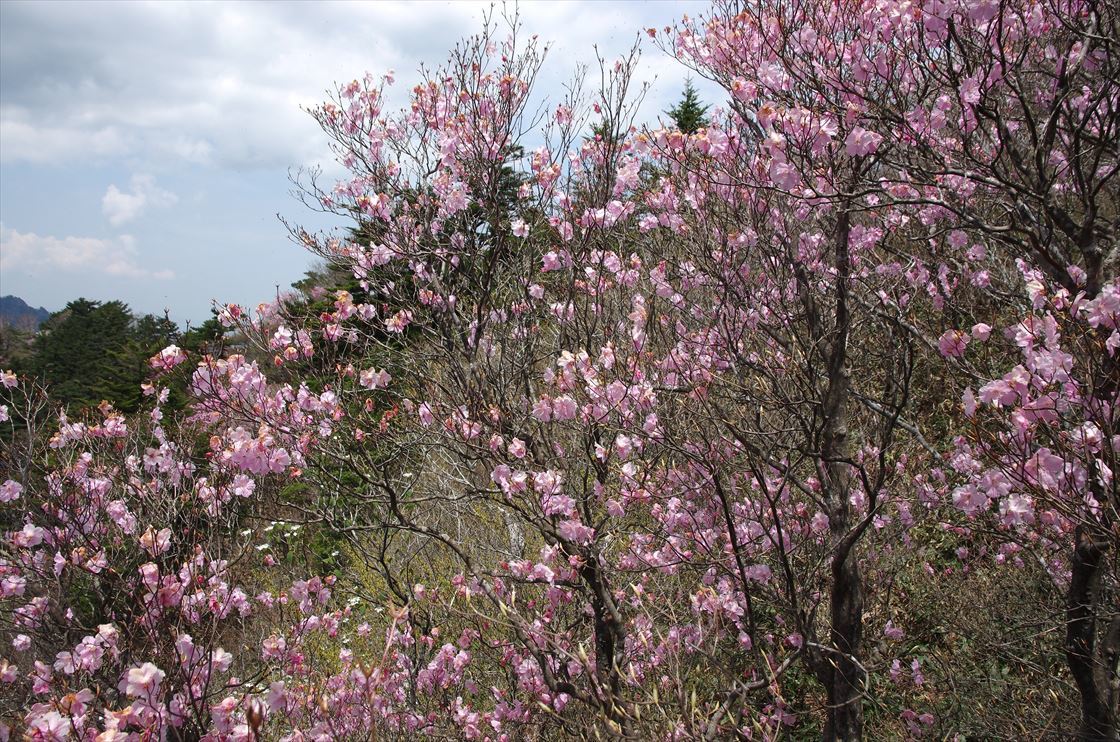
[0,225,173,280]
[0,1,714,170]
[0,115,129,163]
[102,174,177,226]
[0,1,719,323]
[101,186,145,226]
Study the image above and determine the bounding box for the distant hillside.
[0,295,52,332]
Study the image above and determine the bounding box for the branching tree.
[3,2,1117,740]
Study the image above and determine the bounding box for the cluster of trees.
[22,300,179,413]
[1,0,1117,739]
[1,300,224,414]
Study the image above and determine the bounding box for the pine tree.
[667,79,710,134]
[27,300,181,413]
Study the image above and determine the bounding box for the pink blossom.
[0,480,22,503]
[552,395,577,421]
[613,433,634,460]
[211,647,233,673]
[531,397,552,422]
[1,575,25,598]
[844,127,883,156]
[542,251,563,271]
[13,523,44,548]
[810,511,830,532]
[541,492,575,517]
[120,662,165,698]
[25,710,69,741]
[999,494,1035,526]
[952,484,988,516]
[962,388,977,417]
[769,160,800,190]
[385,310,413,333]
[230,474,255,498]
[966,0,1000,22]
[938,330,969,358]
[532,469,562,497]
[1083,282,1119,329]
[150,344,187,371]
[556,519,594,544]
[139,562,160,589]
[488,433,503,453]
[529,563,555,583]
[140,526,172,556]
[359,367,392,389]
[442,182,471,214]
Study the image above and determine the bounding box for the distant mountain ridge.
[0,295,52,332]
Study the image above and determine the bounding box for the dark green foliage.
[181,313,226,355]
[26,299,179,413]
[667,79,710,134]
[0,324,35,368]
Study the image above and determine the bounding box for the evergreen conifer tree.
[27,300,180,412]
[666,78,710,134]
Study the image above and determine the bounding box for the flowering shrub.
[2,1,1117,738]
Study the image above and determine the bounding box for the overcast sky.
[0,1,719,325]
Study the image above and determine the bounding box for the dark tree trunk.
[579,557,630,736]
[1067,529,1120,741]
[1066,321,1120,741]
[823,544,865,741]
[818,207,864,741]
